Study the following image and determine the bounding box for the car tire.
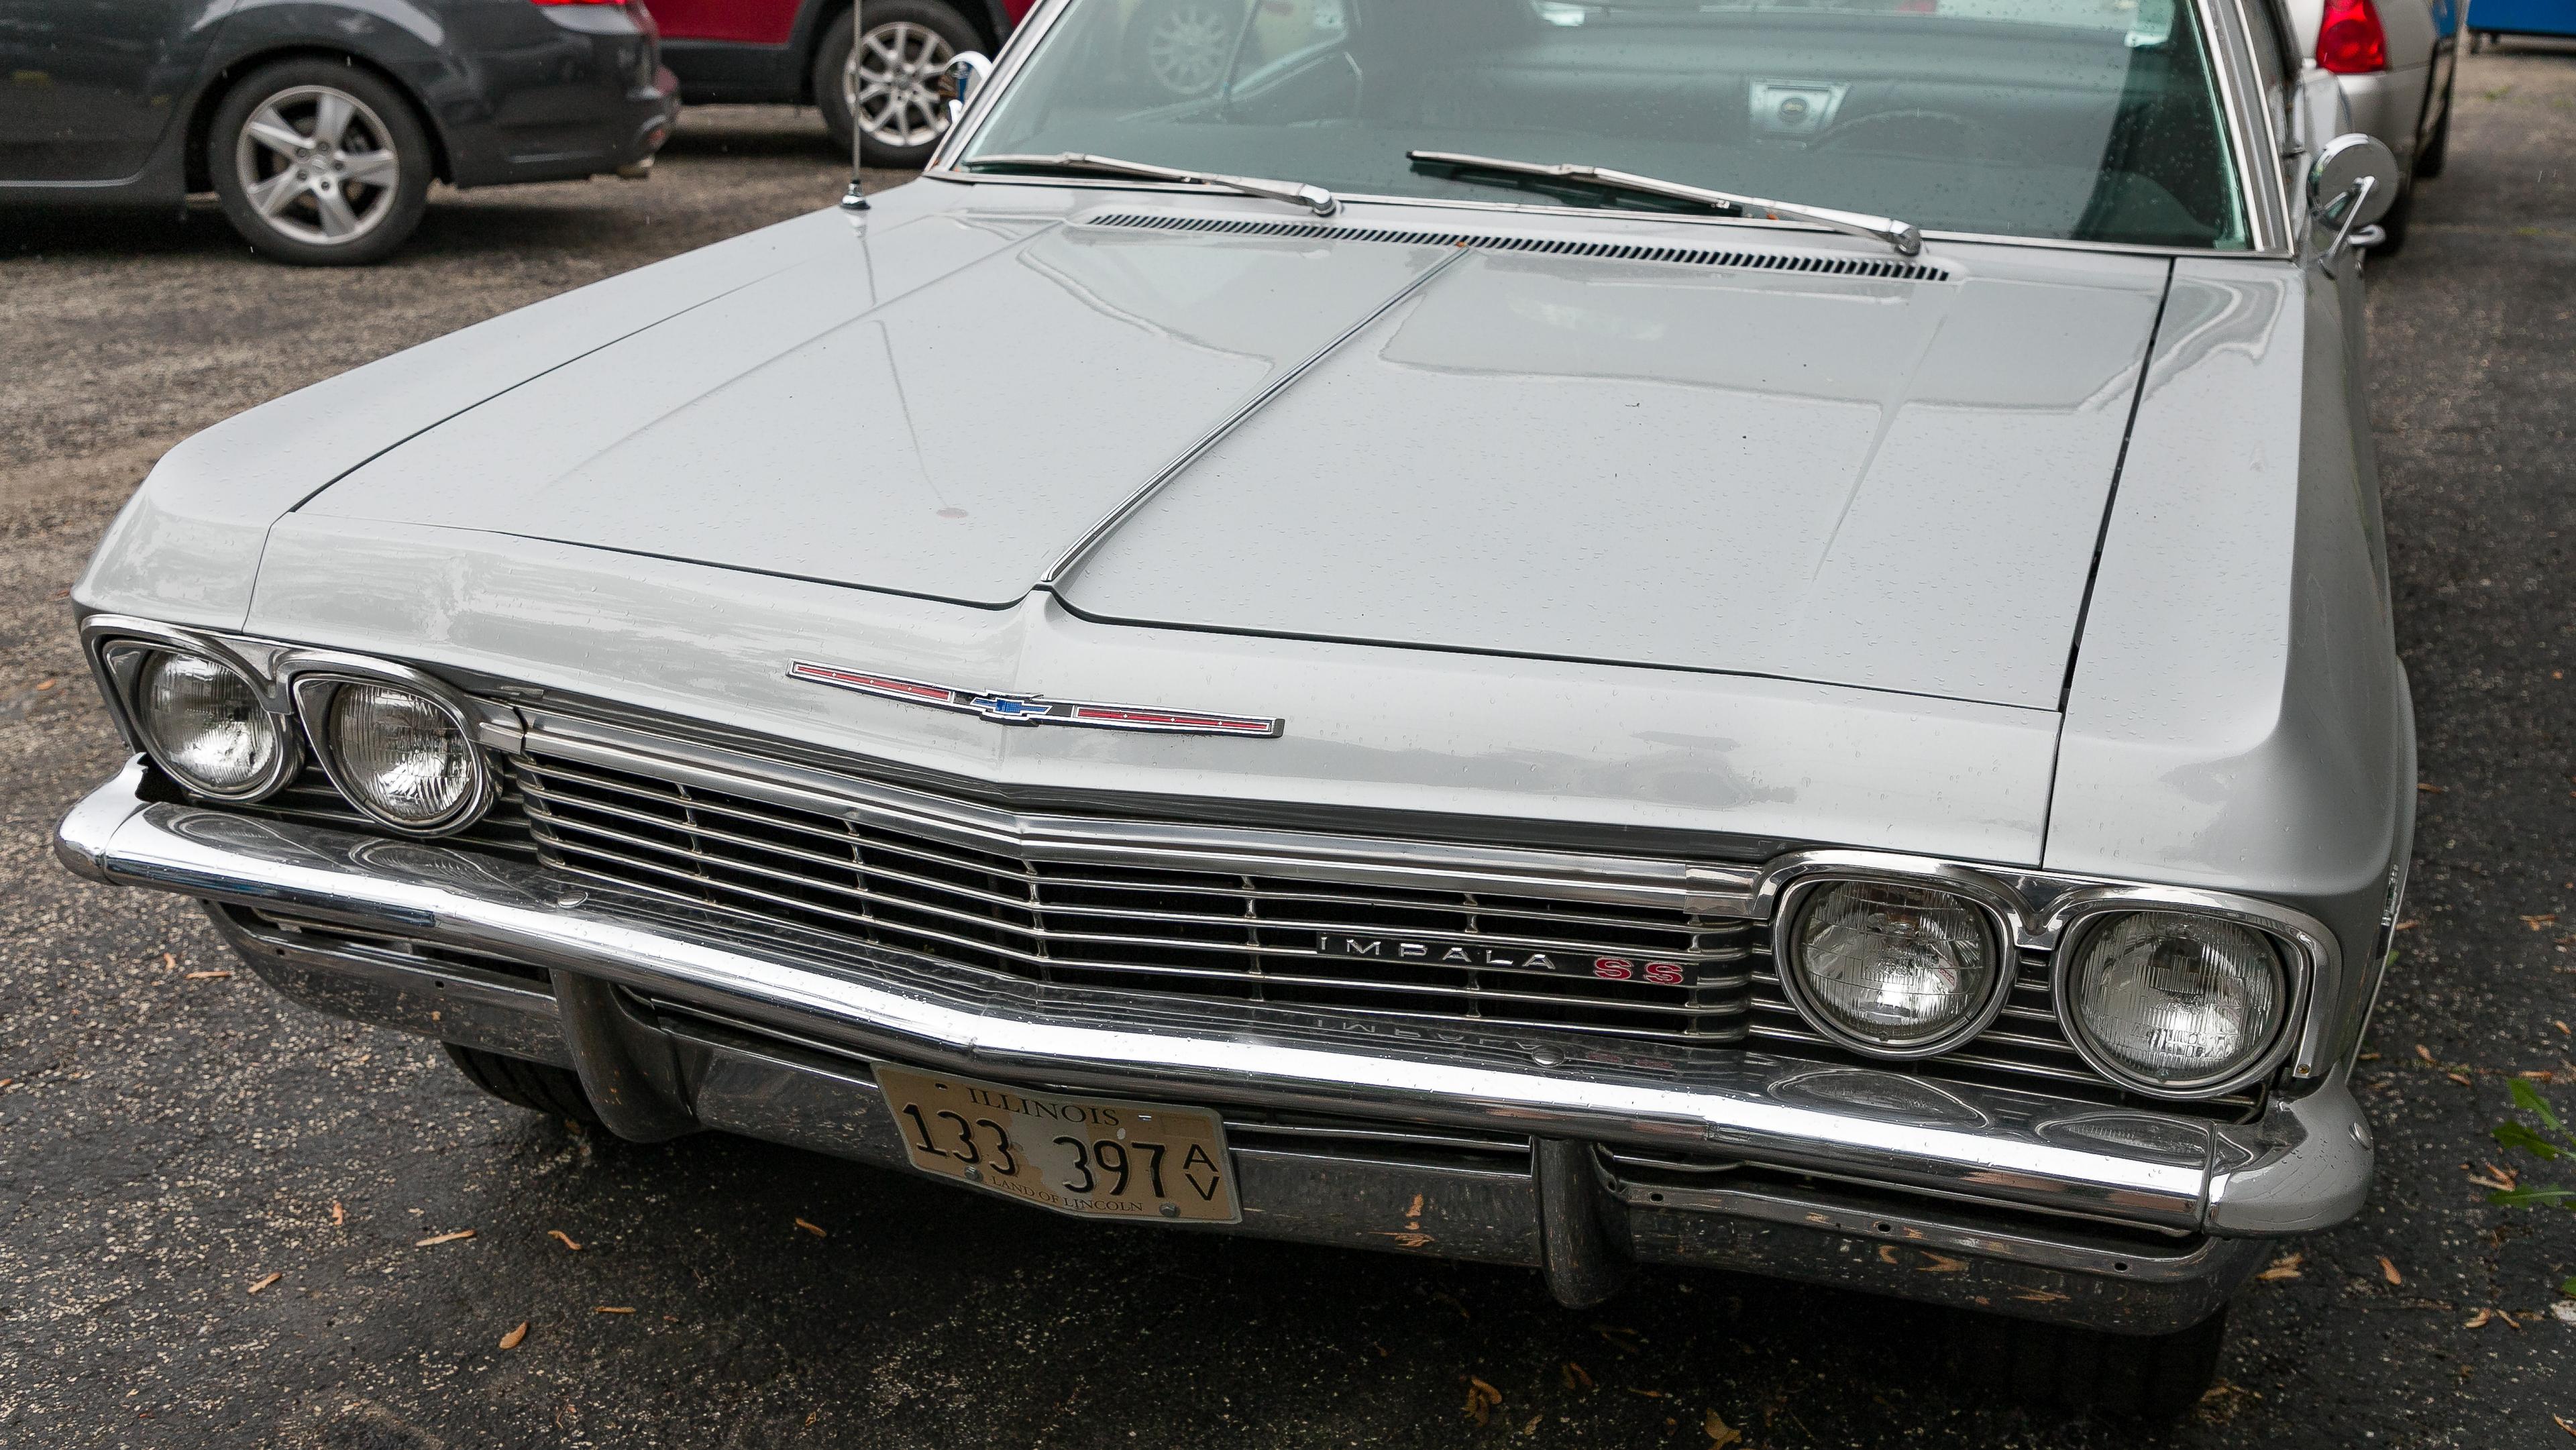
[208,59,431,266]
[1953,1307,2227,1420]
[1124,0,1240,101]
[2370,175,2415,256]
[2414,68,2456,180]
[815,0,981,168]
[443,1043,602,1124]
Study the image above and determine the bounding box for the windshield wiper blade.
[963,152,1340,217]
[1407,150,1921,257]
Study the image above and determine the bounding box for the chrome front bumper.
[60,761,2367,1332]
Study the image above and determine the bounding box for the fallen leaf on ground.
[2418,783,2445,793]
[549,1230,582,1251]
[2555,1021,2572,1036]
[794,1218,826,1238]
[2417,1044,2438,1064]
[2379,1256,2403,1286]
[1595,1325,1644,1355]
[1562,1362,1593,1392]
[1620,1387,1668,1400]
[2551,1302,2576,1325]
[2465,1308,2494,1329]
[1463,1376,1502,1426]
[2555,1413,2575,1439]
[1706,1409,1744,1449]
[247,1272,282,1294]
[1520,1413,1542,1436]
[330,1201,344,1227]
[2449,1072,2477,1086]
[161,953,176,970]
[2526,914,2561,931]
[499,1322,529,1350]
[415,1229,476,1247]
[182,970,232,981]
[2257,1253,2304,1281]
[594,1305,636,1315]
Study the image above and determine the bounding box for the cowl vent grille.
[1081,211,1951,282]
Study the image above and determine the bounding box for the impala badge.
[790,661,1282,737]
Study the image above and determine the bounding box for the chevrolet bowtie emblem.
[790,661,1283,737]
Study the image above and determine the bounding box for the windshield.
[960,0,2249,248]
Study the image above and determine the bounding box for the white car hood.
[303,205,2169,711]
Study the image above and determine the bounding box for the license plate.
[872,1066,1240,1224]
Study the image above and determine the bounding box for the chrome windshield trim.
[2202,0,2294,254]
[920,172,2296,262]
[925,0,1073,172]
[61,783,2377,1234]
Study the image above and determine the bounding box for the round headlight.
[325,683,482,829]
[1786,881,2002,1056]
[133,651,283,798]
[2065,912,2288,1094]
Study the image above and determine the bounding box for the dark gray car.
[0,0,682,264]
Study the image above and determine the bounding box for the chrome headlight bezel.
[1770,869,2019,1061]
[95,636,297,803]
[2049,897,2314,1101]
[80,616,504,838]
[289,669,496,838]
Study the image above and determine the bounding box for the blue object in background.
[2473,0,2576,40]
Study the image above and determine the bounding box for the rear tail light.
[2318,0,2391,73]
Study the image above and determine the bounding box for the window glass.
[966,0,2251,248]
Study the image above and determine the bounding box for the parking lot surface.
[4,70,2574,1447]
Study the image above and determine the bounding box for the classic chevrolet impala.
[58,0,2410,1418]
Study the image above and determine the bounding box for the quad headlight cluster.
[1776,875,2304,1099]
[99,634,494,838]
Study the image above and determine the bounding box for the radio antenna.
[839,0,869,212]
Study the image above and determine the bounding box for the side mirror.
[2307,132,2399,267]
[938,52,994,126]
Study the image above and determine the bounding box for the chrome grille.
[508,753,1756,1044]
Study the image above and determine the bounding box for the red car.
[651,0,1036,167]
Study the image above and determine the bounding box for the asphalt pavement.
[3,64,2574,1448]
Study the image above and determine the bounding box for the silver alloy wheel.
[1144,0,1234,98]
[844,20,958,151]
[232,85,402,247]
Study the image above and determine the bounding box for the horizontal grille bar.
[513,754,1755,1044]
